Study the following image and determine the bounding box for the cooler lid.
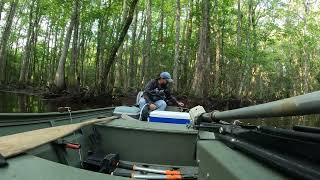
[149,111,191,120]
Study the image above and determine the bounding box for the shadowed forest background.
[0,0,320,102]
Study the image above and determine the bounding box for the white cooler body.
[149,111,191,124]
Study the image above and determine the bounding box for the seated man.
[139,72,184,113]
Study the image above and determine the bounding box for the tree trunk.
[137,11,146,86]
[0,0,18,84]
[238,0,252,98]
[182,0,193,89]
[42,20,51,84]
[214,28,221,94]
[99,0,139,93]
[156,0,164,66]
[69,0,81,94]
[19,1,35,85]
[50,26,59,81]
[237,0,241,47]
[235,0,242,97]
[30,5,41,85]
[143,0,152,84]
[53,0,78,90]
[302,0,309,93]
[96,2,112,91]
[128,10,138,89]
[96,17,103,88]
[79,23,89,86]
[114,45,124,91]
[191,0,210,97]
[119,0,128,91]
[0,1,4,21]
[173,0,181,92]
[213,0,220,95]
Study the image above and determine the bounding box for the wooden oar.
[0,116,118,158]
[121,114,139,121]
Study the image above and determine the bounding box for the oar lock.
[189,105,223,125]
[57,107,72,113]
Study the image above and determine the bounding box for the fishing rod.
[112,171,197,180]
[117,161,182,175]
[82,153,195,179]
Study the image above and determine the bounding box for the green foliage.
[0,0,319,99]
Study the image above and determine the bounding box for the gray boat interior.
[0,107,290,180]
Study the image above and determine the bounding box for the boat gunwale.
[0,107,115,126]
[0,107,115,117]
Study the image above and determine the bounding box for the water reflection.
[0,92,51,113]
[0,92,110,113]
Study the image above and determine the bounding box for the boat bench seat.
[94,119,198,166]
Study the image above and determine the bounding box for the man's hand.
[177,101,184,107]
[149,103,157,110]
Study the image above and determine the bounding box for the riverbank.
[0,85,261,113]
[1,88,320,129]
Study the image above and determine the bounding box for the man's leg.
[139,97,148,109]
[139,97,149,121]
[154,100,167,111]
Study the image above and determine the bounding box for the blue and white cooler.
[148,111,191,124]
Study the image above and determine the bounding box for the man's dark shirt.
[143,79,177,103]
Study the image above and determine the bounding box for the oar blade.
[0,116,117,158]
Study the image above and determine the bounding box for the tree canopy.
[0,0,319,100]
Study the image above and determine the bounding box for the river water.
[0,91,320,129]
[0,91,112,113]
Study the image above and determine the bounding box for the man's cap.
[160,72,173,83]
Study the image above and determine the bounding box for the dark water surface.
[0,92,110,113]
[1,91,320,129]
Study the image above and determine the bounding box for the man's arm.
[164,88,182,106]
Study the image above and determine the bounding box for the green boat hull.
[0,108,290,180]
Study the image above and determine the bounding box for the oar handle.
[199,91,320,122]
